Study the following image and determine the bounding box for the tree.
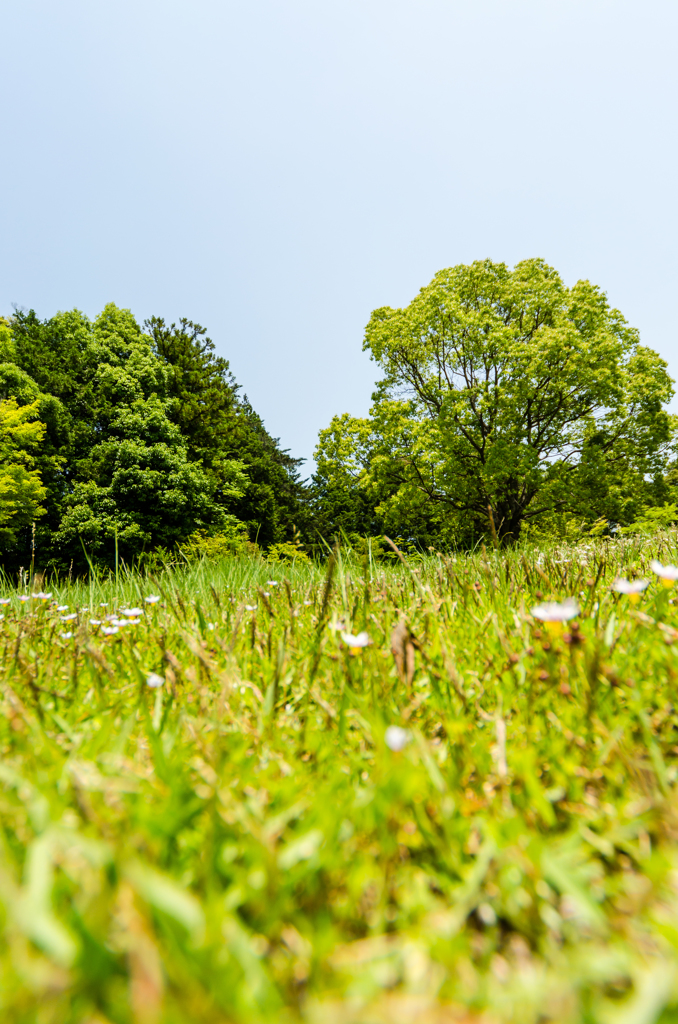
[317,259,674,544]
[146,317,308,548]
[9,304,248,568]
[0,399,47,546]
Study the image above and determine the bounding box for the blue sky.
[1,0,677,469]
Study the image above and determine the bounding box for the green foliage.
[180,522,258,561]
[4,304,305,570]
[2,539,678,1019]
[316,259,674,547]
[147,316,309,549]
[0,398,47,543]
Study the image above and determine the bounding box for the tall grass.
[3,535,678,1022]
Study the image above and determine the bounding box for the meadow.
[3,537,678,1023]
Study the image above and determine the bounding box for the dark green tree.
[145,317,308,548]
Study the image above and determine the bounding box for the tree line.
[1,257,676,573]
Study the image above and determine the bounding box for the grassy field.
[4,538,678,1023]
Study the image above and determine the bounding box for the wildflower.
[56,605,68,612]
[144,595,160,604]
[32,591,52,601]
[89,619,102,626]
[18,596,30,603]
[613,578,649,604]
[245,604,257,612]
[0,615,5,622]
[60,613,77,622]
[341,631,371,654]
[650,560,678,588]
[60,631,73,640]
[126,618,141,626]
[101,626,119,635]
[385,726,409,752]
[146,672,164,688]
[267,581,279,587]
[121,607,143,617]
[0,598,9,605]
[531,598,579,635]
[99,603,108,608]
[303,601,312,606]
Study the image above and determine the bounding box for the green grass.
[4,537,678,1022]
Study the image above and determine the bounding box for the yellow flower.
[612,578,648,604]
[650,561,678,588]
[341,631,371,655]
[531,598,579,636]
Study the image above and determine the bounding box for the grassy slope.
[3,539,678,1022]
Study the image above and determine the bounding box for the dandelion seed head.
[385,726,409,752]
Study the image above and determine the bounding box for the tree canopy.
[314,259,675,545]
[3,304,307,571]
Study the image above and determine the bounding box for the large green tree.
[146,317,308,548]
[316,259,674,544]
[9,305,246,567]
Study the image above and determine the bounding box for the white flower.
[531,598,579,623]
[385,726,409,752]
[0,615,5,622]
[613,578,648,596]
[32,591,52,600]
[650,560,678,586]
[60,613,77,622]
[341,631,371,652]
[99,602,108,608]
[60,631,73,640]
[0,598,10,605]
[267,580,279,586]
[245,604,257,611]
[146,672,164,688]
[121,607,143,617]
[57,605,68,612]
[18,596,30,603]
[89,619,102,626]
[101,626,119,635]
[303,601,312,606]
[144,595,160,604]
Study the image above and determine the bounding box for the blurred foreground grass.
[4,538,678,1022]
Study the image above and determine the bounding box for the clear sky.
[2,0,677,470]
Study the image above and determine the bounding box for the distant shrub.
[180,521,258,562]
